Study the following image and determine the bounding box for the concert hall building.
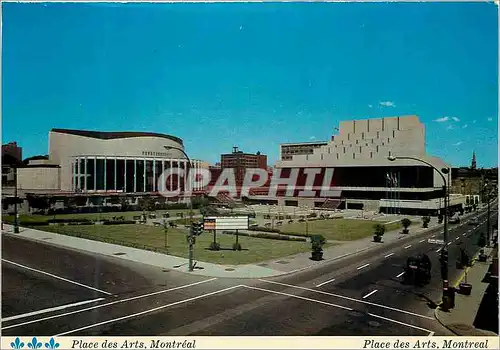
[252,115,465,214]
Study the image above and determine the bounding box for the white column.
[104,157,107,192]
[124,158,127,192]
[143,158,146,193]
[169,160,173,190]
[114,157,117,191]
[84,157,88,192]
[153,159,156,192]
[72,158,76,191]
[134,159,137,193]
[76,157,80,190]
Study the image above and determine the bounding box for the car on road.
[449,214,460,224]
[402,253,431,286]
[469,217,480,226]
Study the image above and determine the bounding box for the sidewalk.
[0,209,482,279]
[434,247,498,336]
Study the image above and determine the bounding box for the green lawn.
[36,224,312,265]
[2,209,200,224]
[280,218,420,241]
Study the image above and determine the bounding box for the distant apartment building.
[220,147,267,185]
[280,141,328,161]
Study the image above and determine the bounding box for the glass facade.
[70,156,203,193]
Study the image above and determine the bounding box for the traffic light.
[190,222,204,236]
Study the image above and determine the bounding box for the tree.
[138,196,155,212]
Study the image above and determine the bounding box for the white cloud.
[451,117,460,122]
[453,141,463,146]
[379,101,395,107]
[473,120,477,123]
[368,104,373,108]
[487,117,493,122]
[309,136,316,140]
[434,117,449,122]
[446,125,454,130]
[462,124,468,129]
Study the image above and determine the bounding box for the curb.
[434,307,460,335]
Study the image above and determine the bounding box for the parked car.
[468,217,480,226]
[449,214,460,224]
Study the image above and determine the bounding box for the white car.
[469,217,479,225]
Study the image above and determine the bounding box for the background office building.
[280,141,328,161]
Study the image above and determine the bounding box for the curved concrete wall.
[49,131,185,191]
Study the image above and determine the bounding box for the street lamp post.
[13,164,20,234]
[388,155,451,309]
[164,146,195,272]
[484,182,491,247]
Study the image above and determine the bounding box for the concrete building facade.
[269,115,461,214]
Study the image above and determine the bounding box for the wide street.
[1,206,497,337]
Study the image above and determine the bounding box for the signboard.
[203,216,249,230]
[428,239,445,245]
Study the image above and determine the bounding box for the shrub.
[311,234,326,252]
[422,216,431,228]
[209,242,221,251]
[400,218,412,234]
[24,221,49,226]
[374,224,386,236]
[248,226,281,233]
[47,218,92,224]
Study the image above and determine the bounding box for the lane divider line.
[2,277,218,330]
[316,278,336,288]
[2,259,112,296]
[419,239,425,243]
[362,290,378,299]
[55,284,244,336]
[357,263,370,270]
[404,245,411,249]
[396,272,405,278]
[247,286,433,335]
[384,253,394,258]
[1,298,105,322]
[257,279,434,320]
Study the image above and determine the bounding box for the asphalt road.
[2,206,497,337]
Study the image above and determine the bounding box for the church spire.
[471,151,477,170]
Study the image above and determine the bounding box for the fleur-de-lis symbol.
[10,337,25,349]
[44,338,59,349]
[27,337,42,349]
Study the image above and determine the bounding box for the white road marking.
[362,290,378,299]
[396,271,405,278]
[245,285,352,310]
[2,278,218,329]
[55,285,243,336]
[2,259,112,295]
[447,242,452,246]
[246,285,433,335]
[404,245,411,249]
[463,233,467,236]
[455,237,460,241]
[357,263,370,270]
[316,278,336,288]
[258,280,434,320]
[1,298,105,322]
[436,248,442,253]
[419,239,425,243]
[431,235,436,238]
[384,253,394,258]
[367,312,434,335]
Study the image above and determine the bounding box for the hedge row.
[222,230,306,242]
[102,220,136,225]
[47,218,92,223]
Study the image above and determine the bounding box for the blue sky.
[2,2,498,168]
